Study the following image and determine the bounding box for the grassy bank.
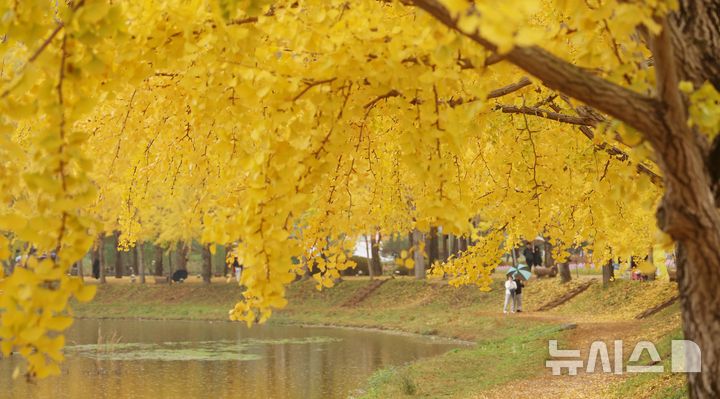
[74,277,685,398]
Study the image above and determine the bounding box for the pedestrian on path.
[503,275,517,314]
[513,276,525,313]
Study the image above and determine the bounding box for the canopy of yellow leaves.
[0,0,713,379]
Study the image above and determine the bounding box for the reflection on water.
[0,319,463,399]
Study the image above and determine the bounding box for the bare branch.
[497,105,595,126]
[487,77,532,99]
[293,77,337,101]
[364,89,402,110]
[447,77,532,107]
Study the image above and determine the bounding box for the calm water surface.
[0,319,463,399]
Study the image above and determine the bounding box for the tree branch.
[410,0,662,137]
[293,77,337,101]
[497,105,595,126]
[447,76,531,107]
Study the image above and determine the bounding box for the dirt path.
[473,312,667,399]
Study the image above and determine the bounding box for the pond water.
[0,319,464,399]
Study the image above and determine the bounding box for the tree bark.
[201,244,212,284]
[168,247,173,275]
[459,236,468,252]
[559,262,572,283]
[440,233,449,261]
[92,236,102,282]
[136,243,145,284]
[370,232,383,276]
[426,226,439,266]
[224,244,232,277]
[602,260,613,287]
[113,231,123,278]
[98,235,106,284]
[177,242,189,271]
[154,245,163,276]
[412,229,426,280]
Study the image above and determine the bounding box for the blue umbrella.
[506,264,532,280]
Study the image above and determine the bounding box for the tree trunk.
[370,232,383,277]
[99,236,106,284]
[177,241,189,271]
[602,260,613,287]
[136,243,145,284]
[559,263,571,283]
[224,245,232,277]
[412,229,426,280]
[201,244,212,283]
[426,226,439,267]
[113,231,123,278]
[132,245,139,276]
[75,261,83,279]
[364,234,374,280]
[168,247,174,274]
[440,233,449,261]
[154,245,163,276]
[92,236,102,282]
[677,243,720,397]
[459,236,468,252]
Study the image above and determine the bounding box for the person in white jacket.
[504,275,517,314]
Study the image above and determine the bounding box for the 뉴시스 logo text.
[546,339,701,375]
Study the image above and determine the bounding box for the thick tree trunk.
[154,245,163,276]
[426,226,439,266]
[370,232,383,277]
[677,243,720,397]
[559,263,571,283]
[201,244,212,284]
[177,242,189,271]
[113,231,123,278]
[412,229,426,280]
[602,260,613,287]
[136,243,145,284]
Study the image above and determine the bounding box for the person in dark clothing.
[513,276,525,312]
[523,243,535,267]
[533,246,543,268]
[171,269,188,282]
[232,257,243,282]
[92,258,100,279]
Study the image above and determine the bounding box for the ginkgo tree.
[0,0,718,396]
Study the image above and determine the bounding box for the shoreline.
[74,314,477,345]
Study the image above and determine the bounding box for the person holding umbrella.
[503,275,517,314]
[505,264,532,313]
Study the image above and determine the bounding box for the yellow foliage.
[0,0,703,380]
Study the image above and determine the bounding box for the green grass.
[359,324,565,398]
